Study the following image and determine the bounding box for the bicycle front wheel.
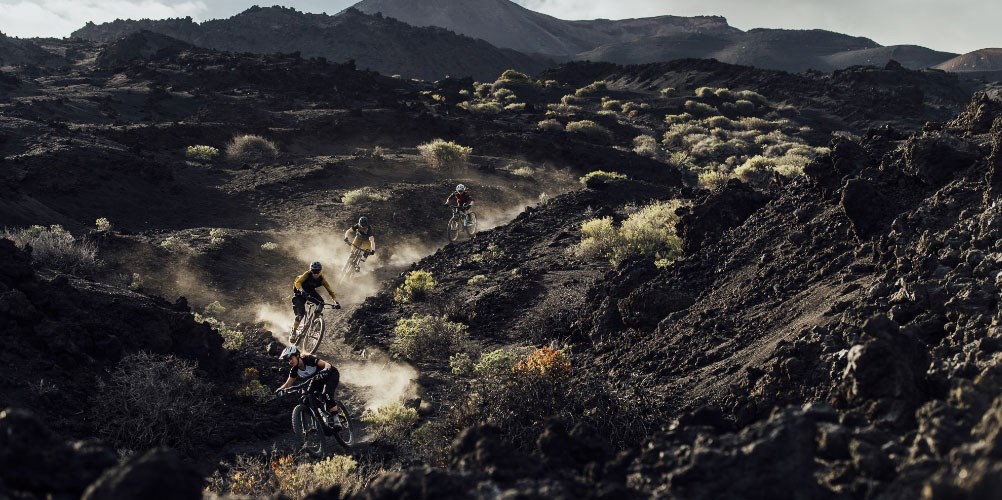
[302,316,324,354]
[331,400,353,449]
[464,212,478,237]
[292,405,327,458]
[447,217,461,242]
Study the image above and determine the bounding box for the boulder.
[82,448,202,500]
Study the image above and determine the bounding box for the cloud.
[0,0,208,38]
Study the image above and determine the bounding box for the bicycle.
[289,297,334,355]
[276,377,353,457]
[339,241,374,283]
[447,204,477,242]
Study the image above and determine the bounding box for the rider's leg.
[292,294,306,331]
[307,291,324,317]
[321,368,341,414]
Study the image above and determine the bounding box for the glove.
[343,237,349,243]
[274,388,286,396]
[333,302,342,310]
[367,249,375,256]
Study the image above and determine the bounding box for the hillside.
[353,0,739,56]
[822,45,957,70]
[3,31,1001,499]
[71,6,549,80]
[935,48,1002,72]
[0,32,66,67]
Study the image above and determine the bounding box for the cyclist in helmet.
[275,345,342,421]
[445,183,474,214]
[344,216,376,271]
[291,261,340,336]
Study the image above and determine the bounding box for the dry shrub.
[575,217,616,261]
[2,224,100,275]
[91,352,217,452]
[417,139,473,170]
[361,403,419,443]
[632,135,659,158]
[734,155,776,186]
[391,313,468,361]
[699,170,731,190]
[574,80,607,96]
[185,145,219,162]
[225,134,278,163]
[209,453,361,499]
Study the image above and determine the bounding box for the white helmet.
[280,345,300,361]
[456,184,466,192]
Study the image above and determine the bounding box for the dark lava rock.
[901,132,982,186]
[82,448,202,500]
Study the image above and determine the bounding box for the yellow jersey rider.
[291,261,340,335]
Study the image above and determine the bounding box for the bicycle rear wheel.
[447,217,461,242]
[331,400,353,449]
[302,316,324,354]
[464,212,478,237]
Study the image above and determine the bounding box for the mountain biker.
[275,345,342,422]
[291,261,340,336]
[445,184,474,216]
[343,216,376,272]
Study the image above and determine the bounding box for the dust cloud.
[339,349,419,411]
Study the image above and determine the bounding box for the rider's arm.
[368,235,376,252]
[316,359,331,371]
[343,227,354,241]
[321,275,337,302]
[445,193,455,205]
[293,271,310,292]
[277,374,297,391]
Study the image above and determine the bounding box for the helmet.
[280,345,300,361]
[358,216,369,226]
[310,261,322,272]
[456,184,466,192]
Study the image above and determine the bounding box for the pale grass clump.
[698,170,732,190]
[342,187,389,205]
[632,135,660,158]
[579,170,627,188]
[575,217,617,262]
[208,453,362,499]
[565,120,613,142]
[574,80,607,97]
[225,134,277,163]
[417,139,473,170]
[185,145,219,162]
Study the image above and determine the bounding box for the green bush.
[225,135,277,163]
[734,155,776,186]
[694,86,717,98]
[417,139,473,170]
[575,216,617,261]
[467,274,488,286]
[512,166,534,177]
[665,112,693,125]
[209,228,227,245]
[342,187,389,205]
[91,352,217,452]
[2,224,100,275]
[560,94,583,105]
[733,99,757,115]
[566,120,613,142]
[601,99,622,111]
[579,170,627,188]
[261,241,279,251]
[203,300,227,316]
[236,379,271,402]
[394,270,437,303]
[576,201,684,266]
[361,403,419,442]
[619,201,684,263]
[185,145,220,162]
[391,314,468,361]
[659,87,675,97]
[698,170,731,190]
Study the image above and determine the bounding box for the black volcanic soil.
[3,34,1002,499]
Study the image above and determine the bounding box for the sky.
[0,0,998,54]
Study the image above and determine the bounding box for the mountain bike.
[447,204,477,242]
[339,241,374,284]
[276,377,353,458]
[289,296,333,355]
